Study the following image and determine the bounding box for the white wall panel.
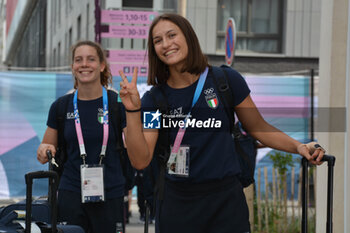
[206,5,217,54]
[310,11,320,57]
[302,0,312,57]
[285,11,295,55]
[195,6,208,51]
[285,0,321,57]
[293,10,303,56]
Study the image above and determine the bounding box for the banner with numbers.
[100,10,158,77]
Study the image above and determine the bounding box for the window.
[164,0,178,12]
[69,28,72,50]
[58,42,61,67]
[217,0,283,53]
[68,0,72,12]
[65,32,68,65]
[65,0,69,16]
[52,1,56,33]
[77,15,81,40]
[53,48,56,67]
[58,0,61,25]
[86,4,89,39]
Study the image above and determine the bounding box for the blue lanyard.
[184,67,208,122]
[73,87,109,164]
[171,67,208,154]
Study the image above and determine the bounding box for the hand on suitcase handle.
[309,142,330,165]
[297,142,326,165]
[306,142,326,153]
[37,143,56,164]
[46,150,59,168]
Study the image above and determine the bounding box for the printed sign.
[225,18,236,66]
[101,10,158,24]
[101,25,150,39]
[100,10,157,77]
[110,63,148,77]
[108,50,148,76]
[108,50,147,63]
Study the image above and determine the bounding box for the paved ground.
[0,198,154,233]
[126,200,155,233]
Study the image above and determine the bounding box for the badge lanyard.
[171,67,209,154]
[73,86,109,165]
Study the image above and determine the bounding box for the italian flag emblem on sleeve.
[206,95,219,109]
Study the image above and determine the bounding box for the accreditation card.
[80,164,105,203]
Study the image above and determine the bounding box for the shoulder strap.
[211,66,256,186]
[54,93,72,175]
[148,85,170,201]
[149,85,170,157]
[108,90,123,152]
[108,90,135,190]
[149,85,170,151]
[210,66,235,132]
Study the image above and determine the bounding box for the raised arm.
[235,95,324,165]
[119,68,157,169]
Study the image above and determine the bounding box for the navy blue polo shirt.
[47,93,126,199]
[141,66,251,183]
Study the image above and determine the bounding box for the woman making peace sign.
[119,13,325,233]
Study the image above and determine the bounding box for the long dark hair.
[71,40,112,89]
[147,13,209,85]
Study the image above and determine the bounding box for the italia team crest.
[204,88,219,109]
[97,108,104,124]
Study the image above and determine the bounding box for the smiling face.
[72,45,105,88]
[152,20,188,70]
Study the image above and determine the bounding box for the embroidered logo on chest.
[66,112,75,120]
[204,88,219,109]
[97,108,104,124]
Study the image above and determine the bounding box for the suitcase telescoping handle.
[302,154,336,233]
[25,170,59,233]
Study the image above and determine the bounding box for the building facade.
[45,0,96,69]
[2,0,321,73]
[0,0,6,67]
[3,1,350,232]
[3,0,46,68]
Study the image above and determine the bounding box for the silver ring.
[314,144,326,153]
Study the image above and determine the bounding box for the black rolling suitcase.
[24,170,85,233]
[0,196,52,224]
[0,210,23,232]
[0,170,85,232]
[302,154,336,233]
[0,170,54,232]
[0,152,61,225]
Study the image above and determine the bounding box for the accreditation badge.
[167,145,190,177]
[80,164,105,203]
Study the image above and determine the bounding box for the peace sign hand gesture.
[119,68,141,111]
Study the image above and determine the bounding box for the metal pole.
[302,158,308,233]
[326,156,336,233]
[310,69,315,141]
